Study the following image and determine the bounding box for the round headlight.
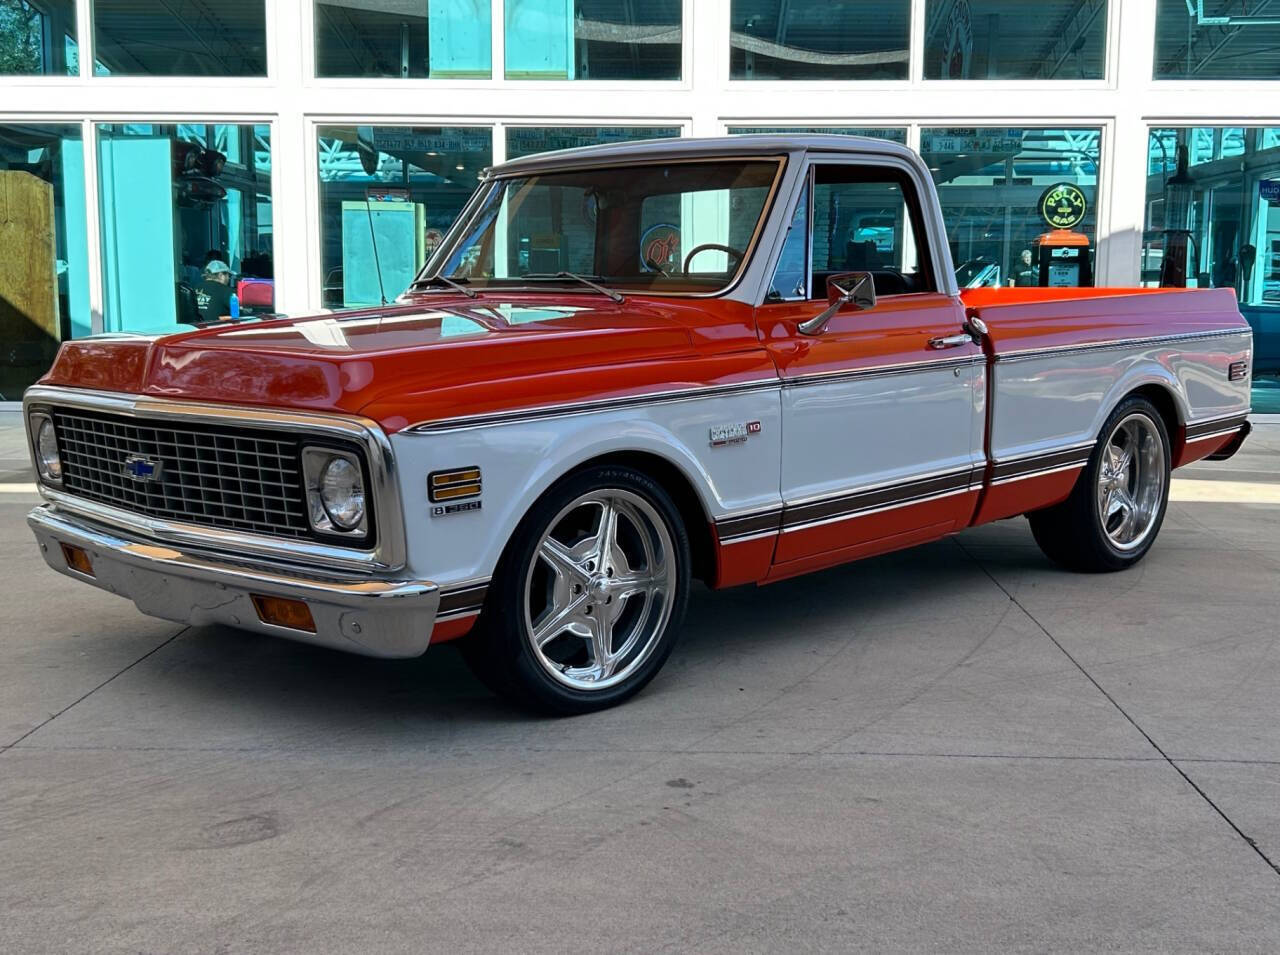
[36,418,62,482]
[319,456,365,530]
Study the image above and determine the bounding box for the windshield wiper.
[413,274,477,298]
[523,271,625,304]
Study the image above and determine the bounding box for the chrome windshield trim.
[418,154,790,302]
[22,386,407,575]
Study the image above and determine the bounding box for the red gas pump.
[1032,182,1093,287]
[1034,229,1093,287]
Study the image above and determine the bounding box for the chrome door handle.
[928,333,971,349]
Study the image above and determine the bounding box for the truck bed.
[958,284,1252,527]
[961,286,1245,359]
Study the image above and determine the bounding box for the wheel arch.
[1042,374,1185,513]
[1092,366,1188,447]
[1125,382,1181,444]
[527,448,717,586]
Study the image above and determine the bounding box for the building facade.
[2,0,1278,409]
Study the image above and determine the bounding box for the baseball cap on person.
[204,260,232,275]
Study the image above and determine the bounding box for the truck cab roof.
[486,133,923,179]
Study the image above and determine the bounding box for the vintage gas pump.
[1160,144,1195,288]
[1033,183,1093,287]
[1034,230,1094,287]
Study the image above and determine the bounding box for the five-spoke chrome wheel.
[523,489,676,691]
[1029,396,1171,573]
[1096,412,1166,552]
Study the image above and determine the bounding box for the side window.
[810,165,935,297]
[767,180,809,301]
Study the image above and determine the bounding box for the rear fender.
[1090,362,1189,443]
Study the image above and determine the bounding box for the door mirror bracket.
[798,272,877,336]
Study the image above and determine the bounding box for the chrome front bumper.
[28,505,440,658]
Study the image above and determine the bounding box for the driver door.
[757,160,984,574]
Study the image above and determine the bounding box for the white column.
[1099,0,1158,287]
[688,0,723,138]
[271,0,311,316]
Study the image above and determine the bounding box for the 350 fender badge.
[432,500,482,517]
[709,420,762,447]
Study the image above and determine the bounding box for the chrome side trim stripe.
[993,327,1251,364]
[406,379,782,434]
[781,486,974,533]
[716,509,784,542]
[990,444,1094,484]
[783,467,977,530]
[990,461,1091,486]
[407,355,983,433]
[436,580,490,619]
[1185,427,1245,444]
[714,466,979,540]
[782,354,977,389]
[1185,413,1249,441]
[714,438,1107,543]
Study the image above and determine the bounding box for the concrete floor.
[2,415,1279,952]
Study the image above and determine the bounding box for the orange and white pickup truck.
[24,135,1253,713]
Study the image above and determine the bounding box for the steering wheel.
[683,243,747,274]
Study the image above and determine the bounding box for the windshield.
[423,159,783,294]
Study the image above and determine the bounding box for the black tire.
[1028,395,1171,573]
[461,465,691,715]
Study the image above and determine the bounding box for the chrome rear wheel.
[1028,395,1171,573]
[1096,413,1167,552]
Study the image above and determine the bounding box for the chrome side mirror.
[798,272,876,336]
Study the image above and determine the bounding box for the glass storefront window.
[315,0,490,78]
[922,127,1100,289]
[1143,127,1280,412]
[92,0,266,75]
[729,0,909,80]
[0,0,77,74]
[317,125,491,309]
[97,124,273,331]
[924,0,1107,80]
[0,124,87,398]
[506,126,680,160]
[1155,0,1280,80]
[505,0,680,80]
[729,126,907,143]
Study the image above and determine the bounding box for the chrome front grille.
[52,408,319,539]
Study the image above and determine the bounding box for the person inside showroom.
[196,259,241,322]
[1009,248,1037,286]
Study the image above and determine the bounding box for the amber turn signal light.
[60,543,94,577]
[428,467,482,502]
[251,594,316,633]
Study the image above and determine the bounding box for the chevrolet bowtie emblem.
[123,455,163,482]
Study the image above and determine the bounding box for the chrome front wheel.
[1096,413,1167,552]
[524,489,676,691]
[463,465,690,714]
